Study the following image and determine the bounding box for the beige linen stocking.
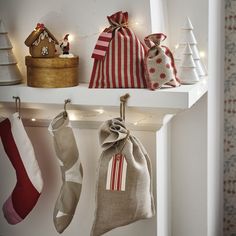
[48,112,83,233]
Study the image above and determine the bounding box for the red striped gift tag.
[106,154,127,191]
[91,31,113,60]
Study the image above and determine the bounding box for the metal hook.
[12,96,21,119]
[63,99,71,119]
[120,93,130,121]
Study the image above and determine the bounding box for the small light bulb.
[68,113,77,121]
[31,118,36,122]
[95,109,104,114]
[97,109,104,114]
[175,44,179,49]
[68,34,74,42]
[135,21,139,26]
[134,122,138,126]
[199,51,206,58]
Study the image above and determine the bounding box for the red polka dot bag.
[144,33,180,90]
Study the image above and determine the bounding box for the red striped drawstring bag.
[91,118,155,236]
[89,11,147,88]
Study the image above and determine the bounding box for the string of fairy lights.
[59,20,142,42]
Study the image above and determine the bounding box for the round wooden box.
[25,55,79,88]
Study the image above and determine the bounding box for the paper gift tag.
[106,153,127,191]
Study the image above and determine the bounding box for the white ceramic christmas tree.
[174,17,206,78]
[178,44,199,84]
[0,18,22,85]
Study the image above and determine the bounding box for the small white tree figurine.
[0,18,22,85]
[178,44,199,84]
[175,17,206,78]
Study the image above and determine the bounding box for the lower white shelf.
[0,78,207,130]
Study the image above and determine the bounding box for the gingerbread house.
[25,23,59,58]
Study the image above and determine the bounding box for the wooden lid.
[25,55,79,68]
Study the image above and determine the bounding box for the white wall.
[0,127,157,236]
[150,0,169,44]
[167,0,208,59]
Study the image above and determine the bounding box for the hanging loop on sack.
[63,99,71,119]
[120,93,130,121]
[12,96,21,119]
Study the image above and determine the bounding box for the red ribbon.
[35,23,45,30]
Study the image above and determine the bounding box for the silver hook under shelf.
[12,96,21,119]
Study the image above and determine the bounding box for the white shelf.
[0,78,207,130]
[0,77,207,110]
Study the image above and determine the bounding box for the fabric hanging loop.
[120,93,130,121]
[12,96,21,119]
[63,99,71,119]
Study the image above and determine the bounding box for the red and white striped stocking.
[0,113,43,224]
